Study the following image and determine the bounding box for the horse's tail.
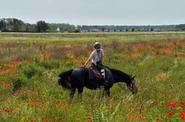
[58,69,73,89]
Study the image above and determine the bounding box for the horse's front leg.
[106,89,110,96]
[78,87,84,100]
[103,80,111,97]
[102,88,110,97]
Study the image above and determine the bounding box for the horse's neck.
[113,75,126,83]
[111,69,130,84]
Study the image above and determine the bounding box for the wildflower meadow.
[0,32,185,122]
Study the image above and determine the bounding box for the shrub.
[22,63,45,78]
[10,77,22,92]
[39,60,60,70]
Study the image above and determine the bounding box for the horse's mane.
[107,67,133,80]
[58,69,73,78]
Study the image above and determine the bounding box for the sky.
[0,0,185,25]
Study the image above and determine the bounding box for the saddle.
[88,66,103,80]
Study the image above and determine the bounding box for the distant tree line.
[0,18,49,32]
[0,18,185,32]
[79,25,183,32]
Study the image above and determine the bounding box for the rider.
[84,42,105,78]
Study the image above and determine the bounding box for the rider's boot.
[101,69,109,88]
[101,69,105,79]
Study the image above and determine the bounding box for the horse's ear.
[132,75,136,79]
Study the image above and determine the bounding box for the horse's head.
[106,68,138,94]
[127,75,138,94]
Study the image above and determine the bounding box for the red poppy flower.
[166,111,174,117]
[86,114,91,122]
[179,111,185,119]
[12,58,21,64]
[155,116,160,121]
[143,120,148,122]
[6,63,13,68]
[3,107,13,113]
[167,102,177,108]
[30,120,35,122]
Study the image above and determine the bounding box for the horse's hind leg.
[70,87,76,99]
[78,88,83,100]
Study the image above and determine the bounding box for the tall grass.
[0,33,185,122]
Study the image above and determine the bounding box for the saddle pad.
[88,68,102,80]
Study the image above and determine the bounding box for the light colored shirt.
[89,49,104,65]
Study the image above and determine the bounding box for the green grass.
[0,32,185,122]
[1,32,185,44]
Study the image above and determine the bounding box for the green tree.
[176,24,185,31]
[0,19,6,31]
[36,21,49,32]
[0,18,25,32]
[12,18,24,31]
[25,24,36,32]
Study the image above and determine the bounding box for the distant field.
[1,32,185,44]
[0,32,185,122]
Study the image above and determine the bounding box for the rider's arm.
[84,51,94,67]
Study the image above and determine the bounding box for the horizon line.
[0,17,184,26]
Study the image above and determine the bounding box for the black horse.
[58,67,138,98]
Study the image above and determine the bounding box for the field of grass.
[0,32,185,122]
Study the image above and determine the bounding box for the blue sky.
[1,0,185,25]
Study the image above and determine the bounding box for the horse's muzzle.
[132,85,138,94]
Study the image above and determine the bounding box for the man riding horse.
[84,42,110,87]
[58,42,138,98]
